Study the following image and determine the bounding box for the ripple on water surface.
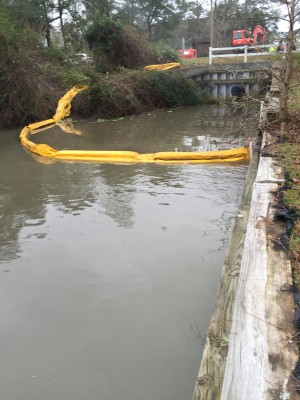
[0,104,254,400]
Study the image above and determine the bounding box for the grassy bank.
[180,53,281,67]
[279,134,300,291]
[277,53,300,291]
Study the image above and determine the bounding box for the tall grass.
[289,53,300,111]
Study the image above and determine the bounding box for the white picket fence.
[208,44,277,64]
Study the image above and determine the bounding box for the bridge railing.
[209,45,277,64]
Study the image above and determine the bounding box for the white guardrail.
[208,44,278,64]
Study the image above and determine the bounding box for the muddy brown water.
[0,104,258,400]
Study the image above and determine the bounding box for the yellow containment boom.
[20,85,251,164]
[144,63,181,71]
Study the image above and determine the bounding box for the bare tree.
[279,0,299,120]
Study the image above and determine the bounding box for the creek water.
[0,104,257,400]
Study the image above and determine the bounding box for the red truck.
[231,25,265,48]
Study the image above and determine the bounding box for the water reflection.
[0,134,48,262]
[0,144,248,261]
[1,103,259,264]
[0,104,256,400]
[32,103,258,153]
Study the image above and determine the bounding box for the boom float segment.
[20,85,251,164]
[144,62,181,71]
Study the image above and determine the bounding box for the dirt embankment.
[267,112,300,291]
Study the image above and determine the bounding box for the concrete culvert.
[231,85,246,100]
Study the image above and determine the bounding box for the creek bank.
[192,129,299,399]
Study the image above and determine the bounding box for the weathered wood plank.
[192,149,259,400]
[256,156,284,183]
[192,133,298,400]
[221,181,274,399]
[221,175,298,399]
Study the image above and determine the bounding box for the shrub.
[0,4,66,128]
[154,42,180,63]
[142,70,201,107]
[85,16,157,72]
[72,68,203,119]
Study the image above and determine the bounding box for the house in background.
[153,17,233,57]
[171,18,211,57]
[152,18,211,57]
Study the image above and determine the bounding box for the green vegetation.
[289,53,300,111]
[85,15,157,72]
[0,1,200,129]
[0,4,65,127]
[72,68,203,119]
[276,52,300,289]
[180,53,282,67]
[280,142,300,290]
[280,144,300,213]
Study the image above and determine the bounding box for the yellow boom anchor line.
[19,85,251,164]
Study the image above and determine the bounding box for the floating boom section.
[144,62,181,71]
[20,86,251,164]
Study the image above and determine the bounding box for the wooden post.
[244,46,248,63]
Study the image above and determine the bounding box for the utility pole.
[210,0,214,48]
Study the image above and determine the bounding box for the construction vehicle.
[231,25,265,48]
[179,48,197,59]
